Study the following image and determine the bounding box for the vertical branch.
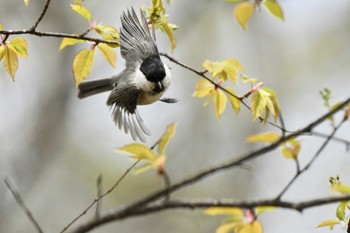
[30,0,52,31]
[95,174,103,219]
[4,177,43,233]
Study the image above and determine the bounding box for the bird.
[77,7,175,142]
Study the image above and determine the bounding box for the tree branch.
[30,0,52,31]
[69,96,350,232]
[4,177,43,233]
[70,195,350,233]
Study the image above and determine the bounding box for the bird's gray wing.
[120,7,158,66]
[107,85,150,142]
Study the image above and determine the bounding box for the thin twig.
[276,119,345,199]
[60,160,140,233]
[95,174,103,220]
[30,0,52,31]
[61,138,163,232]
[69,96,350,233]
[4,177,43,233]
[0,29,118,45]
[160,52,289,132]
[70,195,350,233]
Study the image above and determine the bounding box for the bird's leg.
[159,98,179,104]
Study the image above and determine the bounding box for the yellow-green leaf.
[226,87,241,114]
[263,0,284,20]
[205,207,243,216]
[3,45,18,80]
[158,123,176,155]
[251,90,267,121]
[10,37,28,58]
[255,206,275,215]
[246,132,280,143]
[133,163,154,174]
[59,38,85,51]
[0,45,5,61]
[161,21,176,52]
[97,43,116,68]
[70,4,92,21]
[119,144,157,161]
[214,90,227,119]
[0,23,3,30]
[24,0,29,6]
[221,58,245,84]
[216,223,237,233]
[72,48,95,86]
[317,219,340,230]
[263,88,280,122]
[192,80,214,98]
[331,184,350,194]
[203,60,224,79]
[336,201,349,220]
[234,2,255,30]
[236,221,262,233]
[281,138,300,159]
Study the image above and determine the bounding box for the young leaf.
[216,223,237,233]
[24,0,29,7]
[161,21,176,52]
[246,132,280,143]
[221,59,245,84]
[192,80,214,98]
[236,221,262,233]
[72,48,95,86]
[331,184,350,194]
[317,219,340,230]
[3,45,18,80]
[10,37,28,58]
[281,138,300,159]
[234,2,256,30]
[70,4,92,21]
[205,207,243,216]
[119,144,157,161]
[0,45,5,61]
[251,89,267,121]
[202,59,244,83]
[263,0,284,21]
[226,0,245,2]
[226,87,241,114]
[97,43,116,68]
[158,123,176,155]
[214,90,227,119]
[255,206,276,215]
[336,201,349,221]
[59,38,85,51]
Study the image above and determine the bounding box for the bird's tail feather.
[78,78,114,99]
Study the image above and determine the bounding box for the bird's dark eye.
[140,55,166,83]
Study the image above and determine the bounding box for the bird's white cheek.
[163,64,171,90]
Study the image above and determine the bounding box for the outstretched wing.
[120,7,158,67]
[107,84,150,142]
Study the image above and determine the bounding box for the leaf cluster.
[227,0,284,30]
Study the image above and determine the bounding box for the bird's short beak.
[156,82,164,91]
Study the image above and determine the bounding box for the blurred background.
[1,0,350,232]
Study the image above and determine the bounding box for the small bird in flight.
[78,7,174,142]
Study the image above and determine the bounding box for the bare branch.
[95,174,103,220]
[30,0,52,31]
[276,119,345,199]
[70,195,350,233]
[0,29,118,45]
[4,177,43,233]
[59,160,140,233]
[69,96,350,233]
